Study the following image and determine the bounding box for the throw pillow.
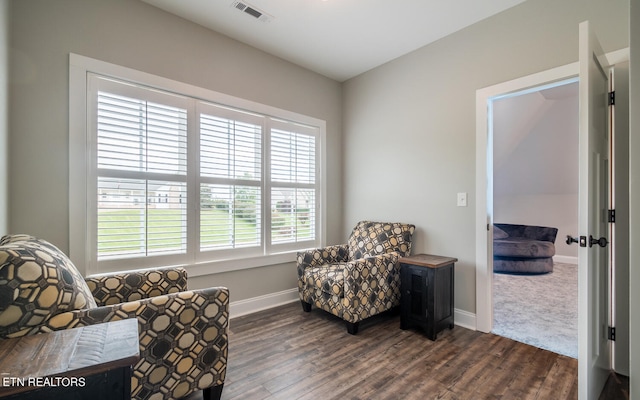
[0,234,97,338]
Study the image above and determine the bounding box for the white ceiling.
[141,0,526,82]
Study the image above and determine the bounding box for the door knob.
[566,235,578,245]
[589,235,608,248]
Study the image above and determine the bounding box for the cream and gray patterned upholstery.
[0,234,97,336]
[0,234,228,400]
[297,221,415,334]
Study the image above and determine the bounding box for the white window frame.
[69,54,326,277]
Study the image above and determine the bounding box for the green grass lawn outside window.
[98,208,313,258]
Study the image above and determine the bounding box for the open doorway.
[490,79,579,358]
[476,50,630,387]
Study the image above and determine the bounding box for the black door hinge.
[608,91,615,106]
[608,209,616,223]
[608,326,616,341]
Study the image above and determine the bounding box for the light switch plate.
[457,192,467,207]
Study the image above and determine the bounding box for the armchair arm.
[296,244,349,279]
[342,253,401,323]
[24,287,229,400]
[85,266,188,306]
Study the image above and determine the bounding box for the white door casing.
[475,62,579,333]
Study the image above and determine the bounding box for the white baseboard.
[454,308,477,330]
[554,255,578,264]
[230,288,299,319]
[231,288,479,333]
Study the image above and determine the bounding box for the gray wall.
[629,0,639,395]
[342,0,629,314]
[0,0,7,235]
[8,0,343,301]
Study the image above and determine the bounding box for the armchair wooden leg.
[203,384,224,400]
[301,300,312,312]
[346,321,360,335]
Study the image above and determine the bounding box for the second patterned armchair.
[0,234,228,400]
[296,221,415,334]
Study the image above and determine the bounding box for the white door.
[577,20,610,399]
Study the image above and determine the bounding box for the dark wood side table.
[0,318,139,400]
[399,254,457,340]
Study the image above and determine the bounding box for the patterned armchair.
[0,234,228,400]
[297,221,415,334]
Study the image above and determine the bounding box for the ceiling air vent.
[232,1,273,23]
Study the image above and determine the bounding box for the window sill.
[187,251,299,277]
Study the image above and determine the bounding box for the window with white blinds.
[199,105,263,251]
[95,86,189,260]
[270,125,317,246]
[78,69,324,273]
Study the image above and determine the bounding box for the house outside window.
[69,54,326,276]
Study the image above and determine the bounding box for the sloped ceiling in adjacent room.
[493,82,579,196]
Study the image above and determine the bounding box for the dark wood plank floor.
[187,301,579,400]
[599,372,630,400]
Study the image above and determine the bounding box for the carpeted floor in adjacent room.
[492,262,578,358]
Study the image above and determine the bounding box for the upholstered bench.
[493,223,558,274]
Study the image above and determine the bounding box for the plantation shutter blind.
[199,103,263,252]
[94,77,189,260]
[270,120,318,245]
[80,66,323,274]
